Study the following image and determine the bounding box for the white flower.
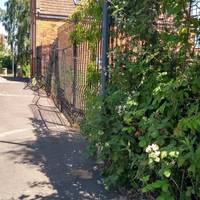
[145,145,152,153]
[154,157,160,163]
[146,143,160,163]
[151,144,159,151]
[154,150,160,157]
[145,144,159,153]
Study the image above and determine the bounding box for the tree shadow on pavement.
[2,91,118,200]
[3,77,30,83]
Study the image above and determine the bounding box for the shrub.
[76,0,200,199]
[1,55,12,70]
[22,64,30,77]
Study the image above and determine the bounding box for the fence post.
[101,1,110,97]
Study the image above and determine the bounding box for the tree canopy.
[2,0,30,67]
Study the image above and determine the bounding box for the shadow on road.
[2,76,30,83]
[2,89,117,200]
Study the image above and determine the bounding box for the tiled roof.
[37,0,76,17]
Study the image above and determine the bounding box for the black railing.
[36,21,102,123]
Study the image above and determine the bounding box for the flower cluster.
[146,144,160,163]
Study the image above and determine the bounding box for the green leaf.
[169,151,179,158]
[161,151,168,159]
[163,169,171,178]
[162,183,169,192]
[186,186,194,197]
[141,175,150,182]
[151,131,159,138]
[142,180,166,193]
[139,139,147,148]
[188,165,196,175]
[156,192,174,200]
[98,131,104,136]
[177,155,187,167]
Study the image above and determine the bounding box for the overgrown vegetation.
[73,0,200,199]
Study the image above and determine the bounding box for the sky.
[0,0,7,35]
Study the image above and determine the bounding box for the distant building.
[30,0,77,76]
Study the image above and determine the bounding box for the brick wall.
[58,22,74,49]
[57,22,74,91]
[36,19,65,47]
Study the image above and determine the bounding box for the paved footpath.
[0,77,120,200]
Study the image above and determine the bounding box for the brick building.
[30,0,77,76]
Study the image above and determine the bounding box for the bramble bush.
[73,0,200,199]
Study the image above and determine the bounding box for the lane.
[0,79,34,135]
[0,77,119,200]
[0,78,56,200]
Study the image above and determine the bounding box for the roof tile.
[37,0,76,17]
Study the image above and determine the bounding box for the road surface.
[0,77,119,200]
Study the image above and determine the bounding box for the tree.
[2,0,30,76]
[0,8,5,20]
[15,0,30,66]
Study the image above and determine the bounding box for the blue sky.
[0,0,7,35]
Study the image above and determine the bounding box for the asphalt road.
[0,77,120,200]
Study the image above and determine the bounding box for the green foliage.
[2,0,30,67]
[1,55,12,70]
[21,64,30,78]
[70,0,102,50]
[0,42,12,70]
[76,0,200,199]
